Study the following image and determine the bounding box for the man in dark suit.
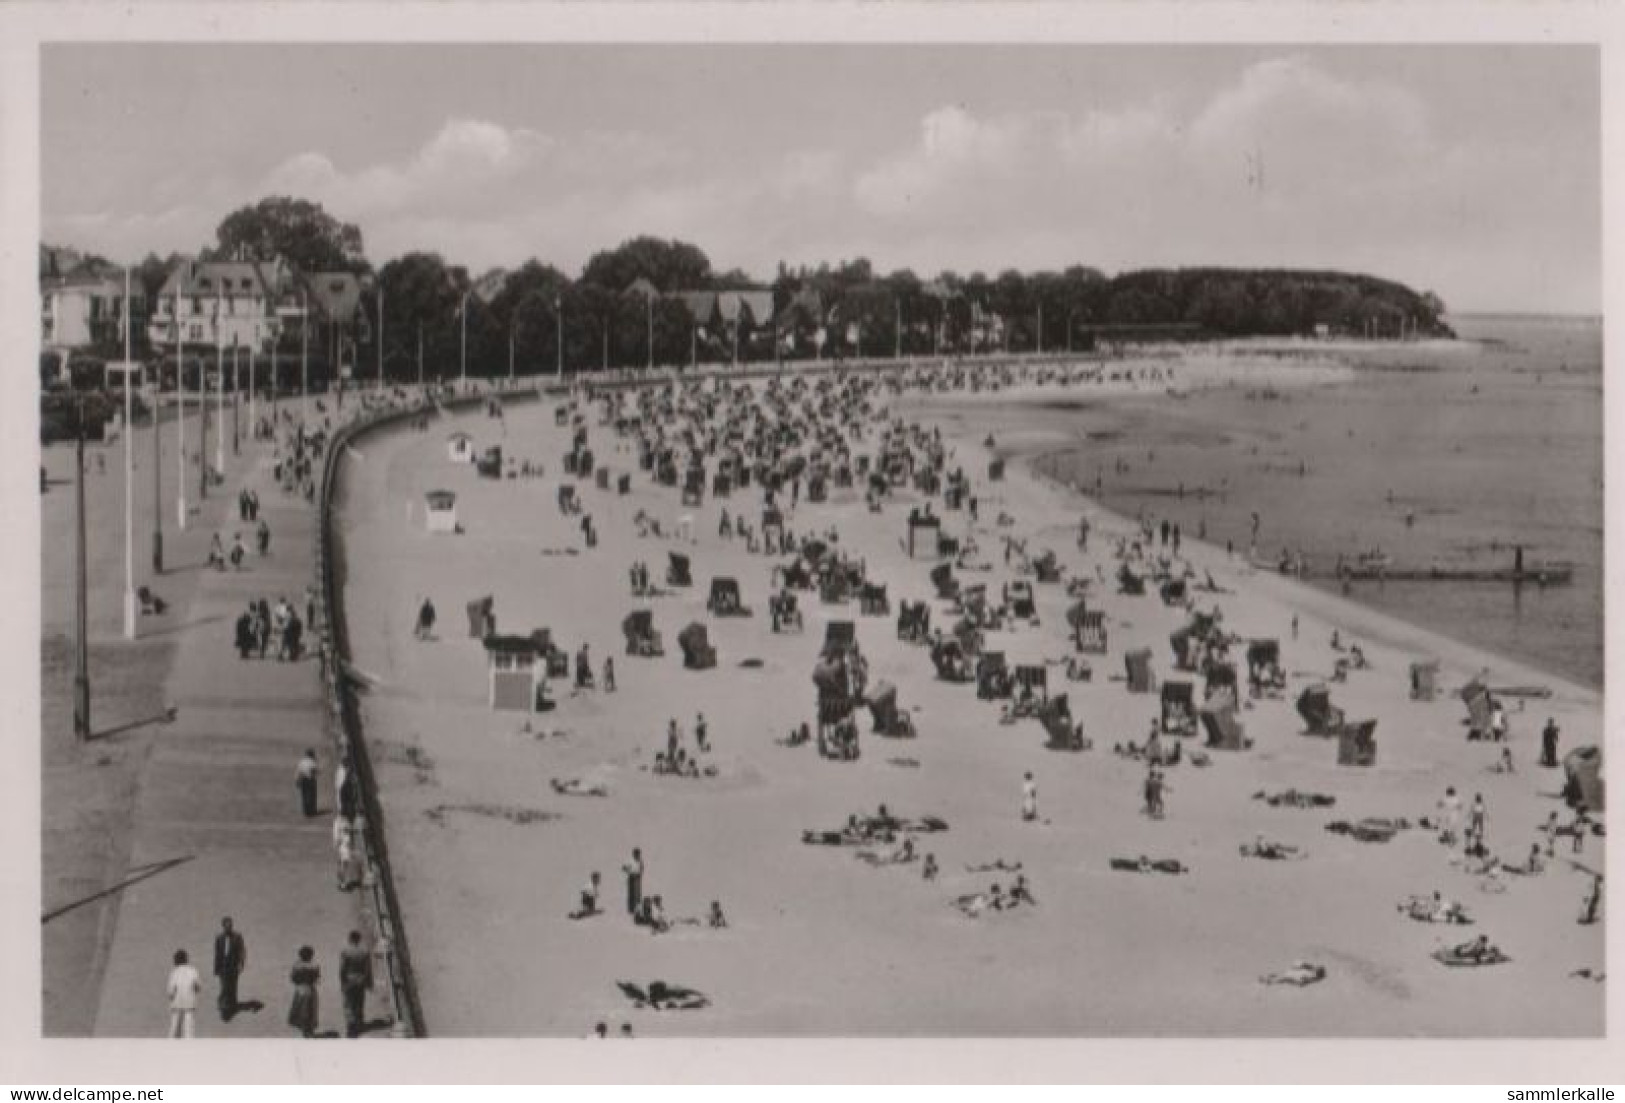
[339,930,374,1038]
[212,917,246,1020]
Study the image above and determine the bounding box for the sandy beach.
[332,355,1603,1037]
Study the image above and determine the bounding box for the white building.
[41,270,146,351]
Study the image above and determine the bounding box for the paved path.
[90,430,369,1039]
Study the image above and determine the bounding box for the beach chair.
[1124,648,1155,694]
[1042,694,1086,751]
[1159,578,1188,606]
[1013,664,1049,715]
[1336,720,1378,767]
[859,583,890,617]
[1295,684,1345,736]
[819,571,850,605]
[1005,581,1037,620]
[771,591,804,634]
[596,467,610,491]
[976,652,1013,700]
[622,610,664,657]
[1072,607,1111,653]
[937,532,960,560]
[930,562,959,601]
[1563,746,1605,811]
[1032,550,1063,584]
[822,619,857,657]
[1200,705,1251,751]
[988,458,1005,481]
[618,474,631,495]
[1410,661,1439,702]
[1118,563,1146,596]
[1247,639,1286,698]
[678,622,717,671]
[866,681,915,738]
[476,446,503,479]
[1160,681,1197,736]
[896,600,930,643]
[1203,661,1237,705]
[1169,626,1198,672]
[1460,681,1494,740]
[707,577,749,617]
[682,471,705,508]
[557,484,578,515]
[666,552,693,587]
[931,638,973,682]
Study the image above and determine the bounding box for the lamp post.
[232,345,240,456]
[646,292,654,371]
[895,299,902,360]
[1036,302,1044,356]
[555,296,563,379]
[377,286,384,390]
[73,395,90,740]
[300,289,309,423]
[175,286,187,530]
[215,313,227,475]
[121,268,137,640]
[508,322,516,381]
[459,289,472,384]
[416,320,424,389]
[152,298,163,572]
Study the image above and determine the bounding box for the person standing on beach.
[286,946,320,1039]
[1437,787,1463,847]
[1541,718,1560,768]
[339,930,373,1038]
[695,713,709,753]
[166,949,202,1038]
[295,749,320,817]
[623,848,645,917]
[1021,772,1038,822]
[1468,793,1487,855]
[212,918,246,1021]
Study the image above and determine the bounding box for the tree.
[580,236,711,293]
[211,196,368,274]
[376,253,468,382]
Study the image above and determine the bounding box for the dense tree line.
[47,195,1454,382]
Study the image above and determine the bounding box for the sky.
[41,44,1601,314]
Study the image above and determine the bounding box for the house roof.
[156,259,290,304]
[624,277,661,298]
[717,290,775,326]
[298,270,364,323]
[677,291,719,324]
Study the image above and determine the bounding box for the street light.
[121,267,136,640]
[174,285,187,530]
[300,288,309,423]
[555,296,563,379]
[459,288,472,384]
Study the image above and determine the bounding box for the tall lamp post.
[73,394,90,740]
[459,288,472,384]
[175,286,187,530]
[376,286,385,390]
[555,296,563,379]
[121,269,137,640]
[152,292,163,571]
[300,289,309,424]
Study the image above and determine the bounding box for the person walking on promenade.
[286,946,320,1039]
[166,949,202,1038]
[213,918,246,1021]
[339,930,373,1038]
[415,597,437,640]
[296,749,320,817]
[623,848,645,917]
[256,518,271,557]
[229,533,246,570]
[602,656,616,693]
[1021,772,1038,822]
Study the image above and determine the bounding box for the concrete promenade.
[75,411,369,1039]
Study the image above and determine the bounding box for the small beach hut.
[424,490,459,534]
[447,432,475,463]
[484,634,543,712]
[1124,648,1155,694]
[906,509,941,559]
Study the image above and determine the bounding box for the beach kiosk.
[424,490,459,534]
[447,432,475,463]
[484,634,544,712]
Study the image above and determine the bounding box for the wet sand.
[334,359,1602,1037]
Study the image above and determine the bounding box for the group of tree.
[49,195,1454,382]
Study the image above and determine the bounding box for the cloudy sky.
[43,44,1599,313]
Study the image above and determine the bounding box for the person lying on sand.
[1499,845,1546,876]
[1398,891,1470,925]
[616,980,710,1011]
[551,777,609,798]
[856,837,918,867]
[1253,789,1336,809]
[1240,837,1305,861]
[1110,856,1188,875]
[1436,934,1508,966]
[1325,818,1409,843]
[1260,962,1327,987]
[965,859,1022,874]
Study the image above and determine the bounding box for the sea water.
[987,316,1603,688]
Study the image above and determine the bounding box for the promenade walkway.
[86,423,369,1038]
